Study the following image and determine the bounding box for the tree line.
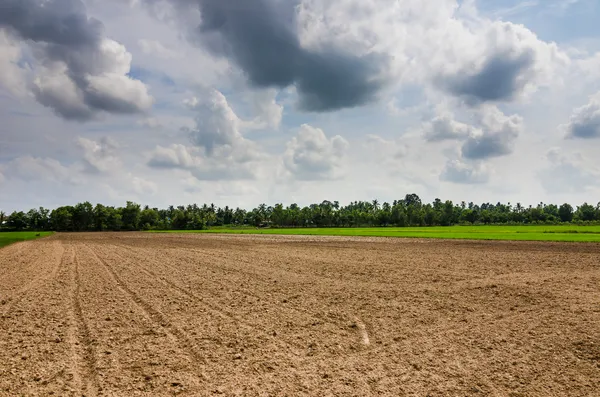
[1,195,599,232]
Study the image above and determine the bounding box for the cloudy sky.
[1,0,599,212]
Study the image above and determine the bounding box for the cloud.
[421,106,522,160]
[440,159,490,184]
[148,144,259,180]
[0,30,28,96]
[436,21,567,104]
[138,39,180,59]
[183,89,261,160]
[461,107,522,160]
[0,0,153,120]
[0,156,81,184]
[77,137,121,173]
[146,0,388,112]
[423,112,480,142]
[131,175,158,195]
[564,92,600,139]
[540,148,600,193]
[244,89,283,130]
[148,89,264,180]
[365,134,409,159]
[283,124,349,180]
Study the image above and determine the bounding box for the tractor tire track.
[85,244,209,368]
[0,241,63,319]
[70,246,101,397]
[105,245,306,354]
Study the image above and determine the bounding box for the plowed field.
[0,233,599,396]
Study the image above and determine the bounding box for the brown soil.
[0,232,599,396]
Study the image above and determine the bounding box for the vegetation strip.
[0,232,54,249]
[152,226,600,242]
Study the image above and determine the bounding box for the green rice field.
[153,225,600,242]
[0,232,54,249]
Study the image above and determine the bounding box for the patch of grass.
[0,232,54,249]
[150,225,600,242]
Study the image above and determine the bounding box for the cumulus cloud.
[149,89,264,180]
[183,89,261,160]
[77,137,121,173]
[143,0,388,112]
[283,124,349,180]
[440,159,490,184]
[423,112,480,142]
[0,0,153,120]
[540,148,600,193]
[461,107,522,160]
[437,21,567,104]
[244,89,283,130]
[148,143,259,180]
[564,92,600,139]
[422,106,522,160]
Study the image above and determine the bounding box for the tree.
[576,203,596,222]
[121,201,141,230]
[0,211,5,229]
[140,208,159,230]
[558,203,574,223]
[50,207,74,231]
[73,202,94,231]
[7,211,28,231]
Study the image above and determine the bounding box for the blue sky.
[0,0,599,212]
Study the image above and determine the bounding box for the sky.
[1,0,599,212]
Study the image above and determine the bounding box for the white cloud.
[540,148,600,193]
[131,175,158,195]
[243,88,283,130]
[440,159,490,184]
[148,144,260,181]
[283,124,349,180]
[423,111,481,142]
[148,89,266,181]
[1,156,80,184]
[77,137,121,173]
[138,38,180,59]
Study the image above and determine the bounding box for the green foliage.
[156,226,600,242]
[1,194,600,233]
[0,232,53,249]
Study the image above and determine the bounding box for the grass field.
[152,225,600,242]
[0,231,54,249]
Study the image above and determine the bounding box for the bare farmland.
[0,233,599,396]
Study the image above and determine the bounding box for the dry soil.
[0,232,598,396]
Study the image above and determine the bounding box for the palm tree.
[372,199,380,212]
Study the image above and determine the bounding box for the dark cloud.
[460,107,522,160]
[461,133,513,160]
[163,0,386,111]
[565,94,600,139]
[0,0,152,120]
[442,51,535,104]
[0,0,103,48]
